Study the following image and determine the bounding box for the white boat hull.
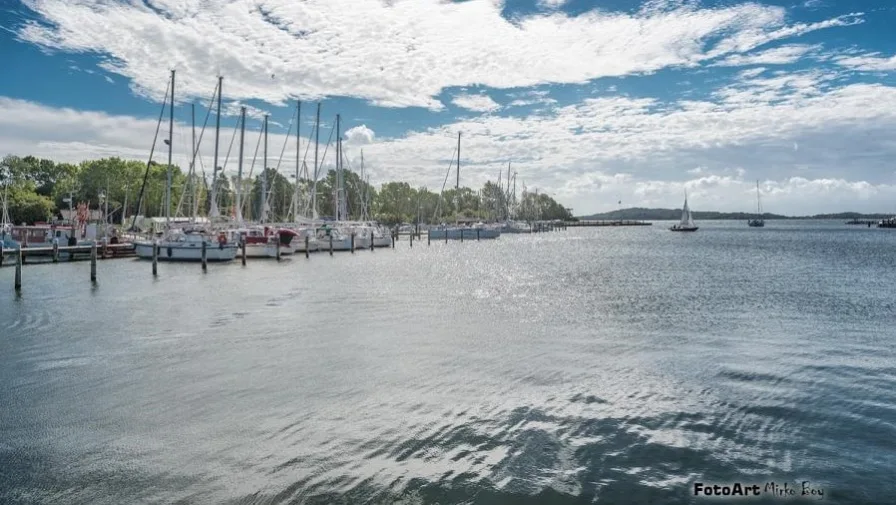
[134,241,238,261]
[319,237,353,251]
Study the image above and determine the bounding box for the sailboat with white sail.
[670,191,699,232]
[747,180,764,227]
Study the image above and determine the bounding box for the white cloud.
[835,53,896,72]
[712,44,821,67]
[344,125,375,146]
[16,0,862,111]
[4,62,896,217]
[452,94,502,113]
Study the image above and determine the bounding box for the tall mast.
[313,102,321,219]
[189,102,196,221]
[165,69,174,226]
[236,106,245,223]
[335,113,341,220]
[209,76,223,218]
[262,114,268,224]
[456,131,461,225]
[300,100,302,221]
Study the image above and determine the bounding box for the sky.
[1,0,896,216]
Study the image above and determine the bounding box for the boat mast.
[262,114,268,224]
[189,102,196,221]
[208,76,223,219]
[236,106,246,224]
[165,69,174,227]
[336,113,341,220]
[313,102,321,219]
[456,131,460,225]
[300,100,302,222]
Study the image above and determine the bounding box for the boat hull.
[670,226,699,232]
[134,241,238,261]
[747,220,764,227]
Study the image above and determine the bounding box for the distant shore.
[578,208,894,221]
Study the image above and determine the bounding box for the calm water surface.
[1,220,894,504]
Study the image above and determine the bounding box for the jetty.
[564,220,652,227]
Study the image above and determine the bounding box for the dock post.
[0,243,3,268]
[152,241,158,276]
[427,232,431,246]
[275,240,281,261]
[90,243,97,283]
[240,239,247,266]
[370,231,374,251]
[350,232,355,254]
[392,232,396,249]
[460,228,464,243]
[52,239,59,263]
[305,236,310,259]
[477,228,480,241]
[329,234,333,256]
[201,240,208,271]
[14,247,22,293]
[445,230,448,243]
[410,232,413,248]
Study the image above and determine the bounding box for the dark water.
[1,220,894,504]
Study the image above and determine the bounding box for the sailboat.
[428,132,500,240]
[747,180,764,227]
[670,191,698,232]
[133,72,238,262]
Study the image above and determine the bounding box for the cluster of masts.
[133,70,363,231]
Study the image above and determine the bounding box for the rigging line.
[273,109,296,173]
[130,77,171,231]
[189,80,220,192]
[432,146,457,223]
[219,114,240,174]
[314,121,336,182]
[301,118,314,169]
[241,123,265,218]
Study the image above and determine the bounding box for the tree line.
[0,154,574,226]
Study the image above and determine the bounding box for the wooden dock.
[0,243,135,267]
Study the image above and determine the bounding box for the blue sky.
[2,0,896,215]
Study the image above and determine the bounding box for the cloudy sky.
[2,0,896,215]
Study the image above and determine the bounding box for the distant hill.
[578,208,893,221]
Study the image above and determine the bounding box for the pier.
[564,220,652,227]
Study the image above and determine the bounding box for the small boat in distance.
[748,180,765,227]
[670,192,699,232]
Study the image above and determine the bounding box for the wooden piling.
[52,239,59,263]
[304,235,310,259]
[152,242,158,276]
[460,229,464,242]
[329,234,333,256]
[201,240,208,271]
[241,239,247,266]
[90,243,97,283]
[427,232,431,246]
[370,231,374,251]
[410,232,413,247]
[275,239,281,261]
[14,247,22,292]
[393,232,396,249]
[477,228,480,241]
[445,230,448,243]
[350,232,355,254]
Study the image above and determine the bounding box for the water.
[1,220,894,504]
